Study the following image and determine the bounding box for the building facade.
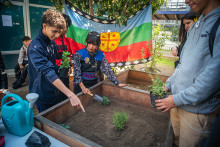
[0,0,53,71]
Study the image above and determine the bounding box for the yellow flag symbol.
[100,32,120,52]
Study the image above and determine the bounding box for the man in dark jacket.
[27,9,85,113]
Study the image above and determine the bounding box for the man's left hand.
[155,95,176,112]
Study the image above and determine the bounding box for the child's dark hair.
[41,9,65,29]
[22,36,31,42]
[62,14,72,28]
[86,31,100,47]
[179,11,197,42]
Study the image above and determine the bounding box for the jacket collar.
[85,48,97,58]
[37,30,51,45]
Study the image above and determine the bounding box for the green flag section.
[65,3,152,65]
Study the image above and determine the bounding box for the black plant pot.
[150,91,167,109]
[59,68,69,78]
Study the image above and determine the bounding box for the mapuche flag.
[65,4,152,66]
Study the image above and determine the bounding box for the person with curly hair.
[28,9,85,113]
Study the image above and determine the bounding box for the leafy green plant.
[113,111,129,130]
[111,67,117,74]
[60,51,70,69]
[143,24,170,73]
[102,96,110,106]
[148,75,167,98]
[165,27,179,43]
[59,124,70,129]
[51,0,167,27]
[129,65,136,70]
[119,66,129,71]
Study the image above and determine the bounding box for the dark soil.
[64,97,169,147]
[126,83,151,91]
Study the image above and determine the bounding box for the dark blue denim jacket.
[28,31,59,105]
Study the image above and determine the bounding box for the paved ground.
[161,50,173,58]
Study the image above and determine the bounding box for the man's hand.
[19,64,24,69]
[155,95,176,112]
[68,93,85,112]
[118,83,126,87]
[53,79,85,112]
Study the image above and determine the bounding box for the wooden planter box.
[108,69,169,86]
[104,69,169,95]
[34,71,173,147]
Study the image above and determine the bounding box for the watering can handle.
[1,94,25,107]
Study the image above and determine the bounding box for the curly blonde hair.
[41,9,66,29]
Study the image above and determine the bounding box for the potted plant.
[59,51,70,78]
[148,75,167,109]
[113,111,129,130]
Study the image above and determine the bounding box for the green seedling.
[113,111,129,130]
[59,124,70,129]
[102,96,110,106]
[148,75,167,98]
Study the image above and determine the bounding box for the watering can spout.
[26,93,39,126]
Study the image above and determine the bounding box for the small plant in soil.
[113,111,129,130]
[148,75,167,108]
[102,96,110,106]
[59,124,70,129]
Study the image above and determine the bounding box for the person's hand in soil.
[155,95,176,112]
[118,83,126,87]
